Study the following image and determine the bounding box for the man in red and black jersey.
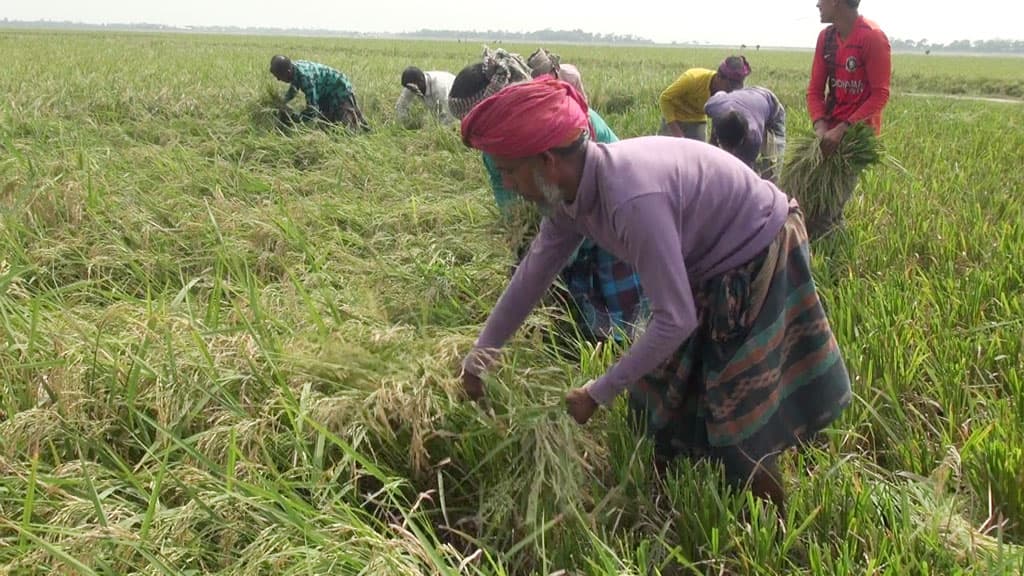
[807,0,892,157]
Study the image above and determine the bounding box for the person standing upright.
[805,0,891,235]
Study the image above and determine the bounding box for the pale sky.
[3,1,1022,48]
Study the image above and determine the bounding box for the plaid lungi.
[559,239,647,343]
[756,130,786,184]
[756,96,787,184]
[513,228,646,345]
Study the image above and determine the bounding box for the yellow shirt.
[659,68,716,123]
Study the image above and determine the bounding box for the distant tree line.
[2,20,1020,52]
[396,28,655,45]
[0,20,654,44]
[890,37,1024,54]
[0,19,372,37]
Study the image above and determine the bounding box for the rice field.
[1,30,1023,575]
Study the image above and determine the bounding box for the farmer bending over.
[459,78,852,514]
[659,56,751,141]
[269,55,370,132]
[705,86,787,183]
[396,66,456,127]
[527,48,588,103]
[448,47,646,348]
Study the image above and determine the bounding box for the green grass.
[1,30,1023,575]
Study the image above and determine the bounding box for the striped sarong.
[628,207,851,476]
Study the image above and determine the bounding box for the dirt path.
[902,92,1023,104]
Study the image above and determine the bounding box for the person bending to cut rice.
[270,55,371,132]
[395,66,456,127]
[448,48,646,348]
[526,48,588,103]
[705,86,787,183]
[659,56,751,141]
[458,78,852,513]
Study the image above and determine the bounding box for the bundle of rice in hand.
[780,122,883,240]
[249,84,295,130]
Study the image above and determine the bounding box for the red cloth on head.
[460,77,591,158]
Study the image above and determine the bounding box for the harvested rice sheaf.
[249,84,292,129]
[780,122,883,232]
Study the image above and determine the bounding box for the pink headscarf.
[460,77,591,159]
[717,55,751,82]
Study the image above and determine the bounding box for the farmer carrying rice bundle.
[458,78,852,513]
[805,0,891,236]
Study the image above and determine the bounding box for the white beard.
[533,170,565,217]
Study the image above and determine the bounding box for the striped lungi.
[627,205,851,478]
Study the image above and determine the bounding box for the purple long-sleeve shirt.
[704,87,786,168]
[466,136,790,405]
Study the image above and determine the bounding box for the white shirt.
[395,70,456,126]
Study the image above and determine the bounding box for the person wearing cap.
[447,47,646,349]
[269,55,370,131]
[526,48,588,103]
[704,86,788,183]
[658,56,751,141]
[395,66,457,127]
[458,78,851,515]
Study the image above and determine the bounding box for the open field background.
[1,30,1023,575]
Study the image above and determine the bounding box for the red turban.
[460,77,592,159]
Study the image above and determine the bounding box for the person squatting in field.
[458,78,853,514]
[448,47,647,349]
[269,55,371,132]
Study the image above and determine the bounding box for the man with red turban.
[449,49,647,353]
[459,78,852,514]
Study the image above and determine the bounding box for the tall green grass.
[1,30,1023,574]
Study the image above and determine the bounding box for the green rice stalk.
[780,122,883,223]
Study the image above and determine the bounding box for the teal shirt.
[284,60,355,112]
[483,109,618,213]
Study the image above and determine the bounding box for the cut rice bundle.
[780,122,884,236]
